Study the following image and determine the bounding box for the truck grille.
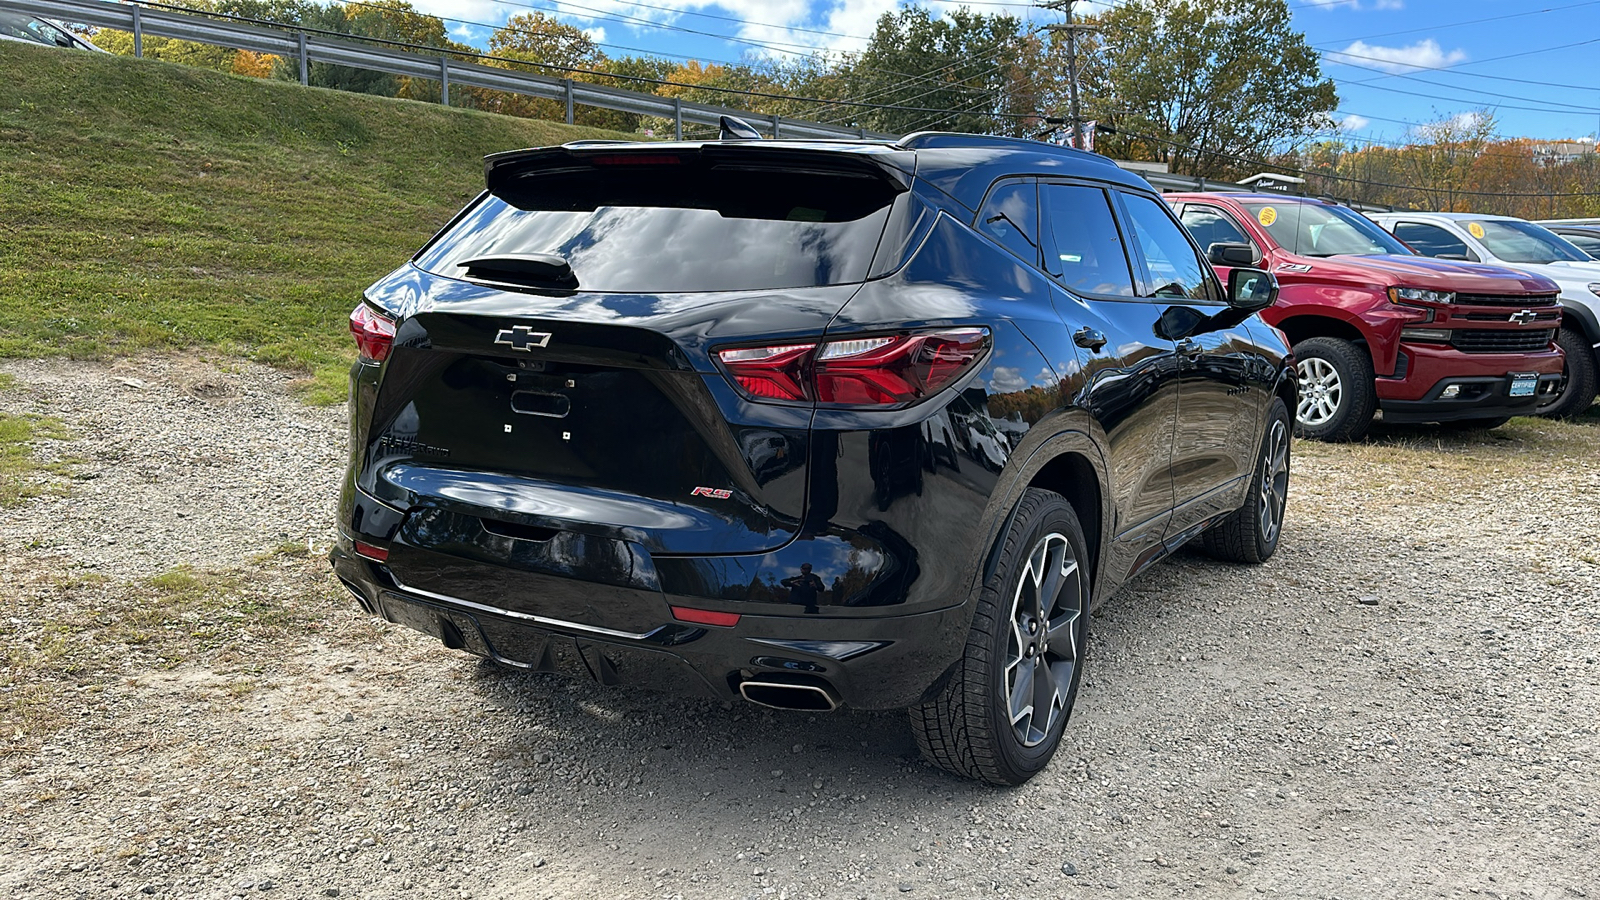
[1451,328,1555,353]
[1455,292,1560,306]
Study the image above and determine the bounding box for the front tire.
[1203,398,1290,564]
[911,489,1090,786]
[1536,326,1598,419]
[1293,336,1376,442]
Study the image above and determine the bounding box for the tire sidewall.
[1291,336,1379,442]
[983,493,1091,780]
[1254,399,1291,560]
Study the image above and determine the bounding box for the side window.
[1039,183,1136,298]
[975,181,1040,266]
[1123,192,1215,301]
[1563,233,1600,258]
[1392,221,1474,260]
[1179,205,1256,257]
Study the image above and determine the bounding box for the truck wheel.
[1293,337,1376,442]
[1536,326,1598,419]
[1203,398,1290,564]
[910,488,1089,786]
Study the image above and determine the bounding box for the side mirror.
[1207,242,1257,267]
[1227,267,1278,312]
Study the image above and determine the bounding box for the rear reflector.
[349,303,397,363]
[670,606,741,627]
[354,540,389,562]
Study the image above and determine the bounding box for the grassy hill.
[0,42,632,402]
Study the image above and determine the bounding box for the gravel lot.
[2,355,1597,900]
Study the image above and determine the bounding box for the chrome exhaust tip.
[738,678,841,712]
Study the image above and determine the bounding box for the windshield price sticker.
[1258,207,1278,227]
[1468,222,1486,239]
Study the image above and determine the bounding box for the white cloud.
[1311,0,1403,9]
[1327,38,1467,73]
[1336,113,1371,132]
[583,26,607,44]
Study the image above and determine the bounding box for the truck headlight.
[1588,283,1600,299]
[1390,287,1455,304]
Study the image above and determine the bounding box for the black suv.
[332,131,1295,785]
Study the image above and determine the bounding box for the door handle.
[1072,327,1108,352]
[1175,338,1201,357]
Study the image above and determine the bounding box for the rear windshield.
[1238,201,1411,258]
[416,160,898,293]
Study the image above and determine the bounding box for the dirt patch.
[1,356,1596,900]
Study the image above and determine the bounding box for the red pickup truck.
[1167,194,1565,440]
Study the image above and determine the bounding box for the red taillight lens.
[717,343,816,401]
[716,329,990,407]
[670,606,740,627]
[815,328,990,406]
[349,303,397,363]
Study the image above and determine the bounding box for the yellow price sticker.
[1258,206,1278,227]
[1467,221,1486,239]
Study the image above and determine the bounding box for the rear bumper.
[330,535,972,710]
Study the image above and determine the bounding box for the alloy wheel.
[1297,358,1342,426]
[1003,532,1085,748]
[1257,418,1289,543]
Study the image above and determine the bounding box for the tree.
[834,7,1040,137]
[1078,0,1337,177]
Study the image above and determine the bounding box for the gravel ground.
[2,355,1597,900]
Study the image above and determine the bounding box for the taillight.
[716,328,990,408]
[718,343,816,401]
[349,303,396,363]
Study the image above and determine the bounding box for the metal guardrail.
[4,0,895,141]
[11,0,1385,209]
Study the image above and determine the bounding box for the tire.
[1536,326,1598,419]
[1292,336,1376,442]
[1203,398,1290,564]
[910,488,1090,786]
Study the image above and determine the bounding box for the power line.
[1318,0,1600,47]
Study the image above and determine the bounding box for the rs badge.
[691,487,733,499]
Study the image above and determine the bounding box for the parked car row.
[1168,194,1600,438]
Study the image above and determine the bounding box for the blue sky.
[413,0,1600,146]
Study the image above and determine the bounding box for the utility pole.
[1040,0,1094,149]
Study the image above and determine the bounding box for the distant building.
[1237,172,1307,193]
[1531,141,1596,165]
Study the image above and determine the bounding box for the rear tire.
[1292,337,1376,442]
[1203,398,1290,564]
[910,489,1090,786]
[1536,326,1598,419]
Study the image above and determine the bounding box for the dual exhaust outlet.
[737,675,841,712]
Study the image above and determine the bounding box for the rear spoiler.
[483,143,915,207]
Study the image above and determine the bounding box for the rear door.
[1039,180,1178,581]
[1120,191,1261,539]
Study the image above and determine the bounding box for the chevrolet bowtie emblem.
[1508,309,1538,325]
[495,326,553,351]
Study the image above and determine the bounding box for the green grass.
[0,42,633,403]
[0,413,73,507]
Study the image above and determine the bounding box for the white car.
[1370,212,1600,418]
[0,14,106,52]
